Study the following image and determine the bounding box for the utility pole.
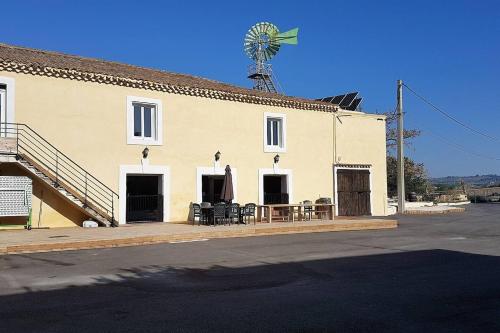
[397,80,405,214]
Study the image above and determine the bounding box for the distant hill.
[431,174,500,188]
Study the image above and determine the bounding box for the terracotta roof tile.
[0,43,338,112]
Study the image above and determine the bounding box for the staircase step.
[16,157,113,228]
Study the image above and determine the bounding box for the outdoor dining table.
[256,203,336,223]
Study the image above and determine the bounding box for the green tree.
[382,111,429,198]
[387,156,429,198]
[435,183,458,192]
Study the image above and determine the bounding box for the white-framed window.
[263,112,286,152]
[0,86,6,130]
[127,96,163,145]
[0,76,15,138]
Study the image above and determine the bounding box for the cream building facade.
[0,43,387,228]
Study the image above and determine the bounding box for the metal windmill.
[244,22,298,94]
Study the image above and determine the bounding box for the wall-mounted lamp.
[215,150,221,162]
[274,154,280,164]
[142,147,149,159]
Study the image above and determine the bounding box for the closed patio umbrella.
[220,165,234,203]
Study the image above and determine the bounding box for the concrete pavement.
[0,204,499,332]
[0,218,397,254]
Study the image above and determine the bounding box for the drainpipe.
[332,107,338,210]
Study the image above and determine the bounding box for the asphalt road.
[1,204,500,332]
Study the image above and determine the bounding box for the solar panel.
[331,95,345,104]
[316,92,362,109]
[315,96,331,102]
[348,98,362,111]
[339,92,358,108]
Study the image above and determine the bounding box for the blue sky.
[1,0,499,177]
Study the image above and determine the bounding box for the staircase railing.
[2,123,118,225]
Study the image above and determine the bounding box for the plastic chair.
[303,200,313,221]
[192,203,202,225]
[213,203,226,226]
[242,203,256,224]
[227,203,240,225]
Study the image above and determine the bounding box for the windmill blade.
[244,22,281,61]
[244,22,297,61]
[265,40,281,59]
[264,44,280,61]
[275,28,299,45]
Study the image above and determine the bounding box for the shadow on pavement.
[1,249,500,332]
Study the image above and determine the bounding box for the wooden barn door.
[337,169,371,216]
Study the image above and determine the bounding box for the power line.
[407,116,500,161]
[403,83,500,142]
[427,131,500,161]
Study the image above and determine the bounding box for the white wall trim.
[258,168,293,205]
[119,163,170,224]
[196,166,238,203]
[263,112,287,153]
[333,165,373,216]
[0,76,15,137]
[126,95,163,146]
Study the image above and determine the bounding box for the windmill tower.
[244,22,298,94]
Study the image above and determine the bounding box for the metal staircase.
[0,123,118,227]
